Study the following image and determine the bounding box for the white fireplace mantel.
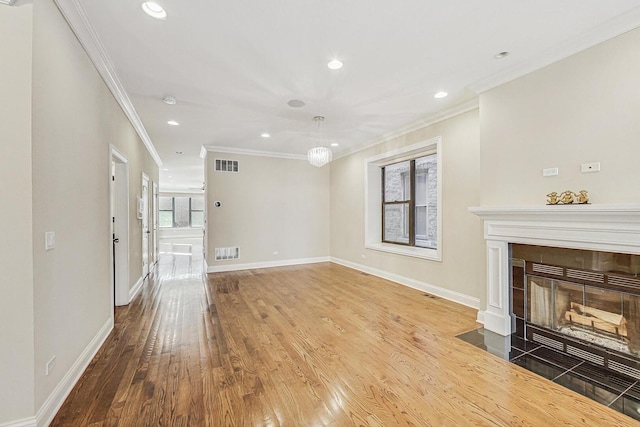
[469,204,640,336]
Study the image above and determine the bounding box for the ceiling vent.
[215,159,239,173]
[215,247,240,261]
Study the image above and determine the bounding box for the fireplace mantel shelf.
[469,204,640,220]
[469,204,640,336]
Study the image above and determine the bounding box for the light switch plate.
[45,232,55,250]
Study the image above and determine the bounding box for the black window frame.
[381,155,437,249]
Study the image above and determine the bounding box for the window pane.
[174,197,190,227]
[159,211,173,228]
[384,203,409,244]
[415,206,426,236]
[191,211,204,227]
[415,153,437,249]
[159,196,173,211]
[383,161,410,202]
[190,197,204,211]
[415,172,427,205]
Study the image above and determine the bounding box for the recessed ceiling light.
[327,59,343,70]
[261,133,271,138]
[494,51,510,59]
[287,99,306,108]
[162,96,176,105]
[141,2,167,20]
[167,120,179,126]
[434,91,448,99]
[331,143,339,147]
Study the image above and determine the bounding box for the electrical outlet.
[361,254,366,259]
[542,167,558,177]
[46,355,56,375]
[272,251,278,256]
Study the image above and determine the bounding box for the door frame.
[109,145,130,307]
[141,173,150,278]
[152,181,159,265]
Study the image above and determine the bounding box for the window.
[382,154,437,249]
[364,136,442,261]
[158,196,205,228]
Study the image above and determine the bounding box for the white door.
[111,147,130,306]
[142,174,150,278]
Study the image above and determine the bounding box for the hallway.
[52,238,208,425]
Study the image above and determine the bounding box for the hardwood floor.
[51,243,637,426]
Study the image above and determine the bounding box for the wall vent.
[215,247,240,261]
[215,159,239,172]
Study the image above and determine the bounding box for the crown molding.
[204,145,307,161]
[334,98,479,160]
[53,0,163,167]
[0,0,16,6]
[469,7,640,94]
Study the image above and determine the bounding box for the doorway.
[142,173,150,278]
[110,146,130,307]
[152,181,159,265]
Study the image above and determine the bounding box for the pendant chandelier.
[307,116,333,168]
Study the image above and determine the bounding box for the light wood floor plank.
[51,245,638,426]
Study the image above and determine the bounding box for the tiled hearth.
[458,328,640,421]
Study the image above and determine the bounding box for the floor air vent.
[215,159,239,172]
[215,247,240,261]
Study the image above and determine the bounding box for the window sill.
[365,242,441,261]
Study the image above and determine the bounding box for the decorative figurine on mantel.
[576,190,590,204]
[560,190,575,204]
[546,192,560,205]
[546,190,590,205]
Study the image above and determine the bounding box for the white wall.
[330,110,485,307]
[0,3,35,424]
[480,27,640,206]
[205,153,330,269]
[31,0,158,415]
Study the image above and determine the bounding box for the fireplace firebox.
[512,244,640,380]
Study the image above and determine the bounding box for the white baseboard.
[0,417,36,427]
[476,310,486,325]
[35,316,114,427]
[207,256,330,273]
[203,259,208,273]
[129,276,144,302]
[330,256,480,310]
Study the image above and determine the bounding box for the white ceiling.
[66,0,640,191]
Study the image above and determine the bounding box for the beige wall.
[0,3,35,423]
[479,27,640,206]
[205,153,330,267]
[31,0,158,411]
[330,110,485,305]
